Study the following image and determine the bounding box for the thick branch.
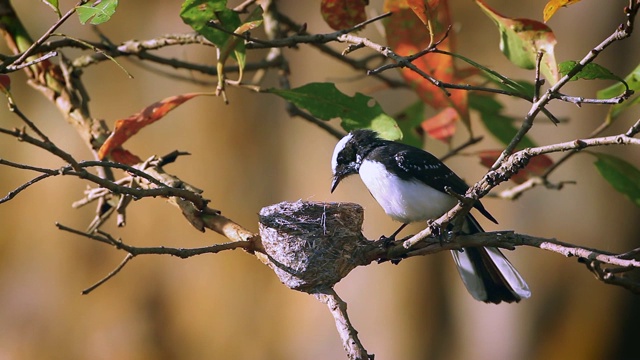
[59,200,640,296]
[393,231,639,269]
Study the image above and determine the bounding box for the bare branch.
[550,91,633,106]
[489,2,639,169]
[398,231,640,268]
[403,132,640,248]
[272,11,404,88]
[57,223,256,258]
[3,101,81,168]
[0,2,639,359]
[440,136,483,161]
[581,259,640,294]
[336,34,561,126]
[0,172,52,203]
[494,177,575,201]
[239,12,393,49]
[314,288,371,360]
[5,50,57,71]
[376,229,640,293]
[56,222,258,292]
[626,117,640,137]
[8,0,86,69]
[82,254,133,295]
[533,51,544,102]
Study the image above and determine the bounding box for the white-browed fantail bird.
[330,129,531,304]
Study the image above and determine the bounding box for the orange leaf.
[405,0,440,25]
[320,0,368,31]
[543,0,582,22]
[478,150,554,184]
[384,0,440,13]
[98,92,210,161]
[421,107,458,142]
[383,0,471,138]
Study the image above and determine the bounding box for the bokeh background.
[1,1,639,359]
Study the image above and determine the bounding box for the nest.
[259,200,369,293]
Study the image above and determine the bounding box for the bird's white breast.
[359,160,456,223]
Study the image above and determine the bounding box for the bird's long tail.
[450,214,531,304]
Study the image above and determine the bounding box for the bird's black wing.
[391,148,469,194]
[390,147,498,224]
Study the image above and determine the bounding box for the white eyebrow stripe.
[331,132,354,174]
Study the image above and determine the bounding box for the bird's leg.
[376,223,409,265]
[426,220,447,246]
[428,220,457,247]
[380,223,408,244]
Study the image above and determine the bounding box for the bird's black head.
[330,129,384,192]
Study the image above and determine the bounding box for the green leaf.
[475,0,559,85]
[42,0,61,17]
[394,101,425,148]
[180,0,244,70]
[469,93,537,149]
[445,51,533,98]
[267,83,401,140]
[224,10,263,81]
[76,0,118,25]
[559,61,625,83]
[180,0,240,49]
[597,63,640,121]
[592,152,640,207]
[487,77,535,99]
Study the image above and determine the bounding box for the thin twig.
[82,254,133,295]
[286,104,345,140]
[56,222,257,291]
[237,12,393,49]
[11,0,87,67]
[0,173,52,203]
[533,51,544,102]
[5,51,57,71]
[625,117,640,137]
[1,125,81,170]
[440,136,483,161]
[550,92,632,105]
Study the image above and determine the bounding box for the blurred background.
[1,0,639,359]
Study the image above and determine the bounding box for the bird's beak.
[331,164,356,193]
[330,175,341,193]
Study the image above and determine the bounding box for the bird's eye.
[337,147,355,164]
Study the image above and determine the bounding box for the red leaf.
[478,150,554,184]
[383,0,472,136]
[321,0,368,30]
[98,93,209,161]
[421,107,457,142]
[0,74,10,91]
[109,147,143,166]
